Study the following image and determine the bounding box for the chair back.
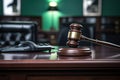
[0,21,37,47]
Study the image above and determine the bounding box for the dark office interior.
[0,0,120,80]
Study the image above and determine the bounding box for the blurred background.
[0,0,120,47]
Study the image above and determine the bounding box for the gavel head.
[66,23,83,48]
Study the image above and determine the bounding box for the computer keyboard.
[0,41,54,53]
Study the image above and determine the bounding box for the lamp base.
[58,47,91,57]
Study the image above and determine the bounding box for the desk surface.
[0,46,120,69]
[0,46,120,80]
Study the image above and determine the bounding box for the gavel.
[66,23,120,49]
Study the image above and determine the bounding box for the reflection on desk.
[0,46,120,60]
[0,52,58,60]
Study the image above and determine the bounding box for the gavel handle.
[81,35,120,49]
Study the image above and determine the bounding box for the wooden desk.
[0,46,120,80]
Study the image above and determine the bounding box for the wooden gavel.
[66,23,120,49]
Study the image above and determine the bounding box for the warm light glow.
[49,1,57,7]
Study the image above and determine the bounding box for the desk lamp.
[48,1,58,31]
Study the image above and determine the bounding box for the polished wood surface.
[0,46,120,67]
[0,46,120,80]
